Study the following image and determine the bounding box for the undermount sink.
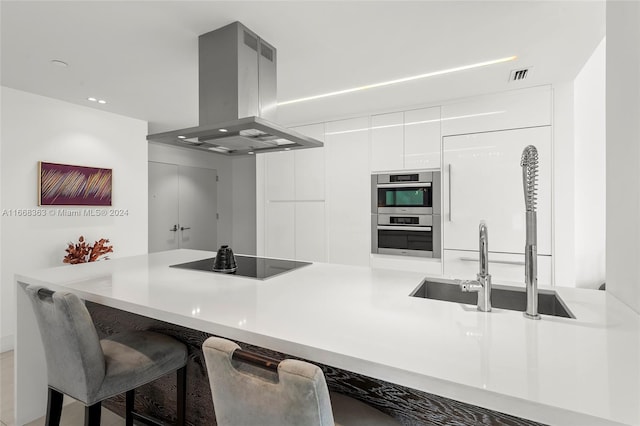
[411,278,575,319]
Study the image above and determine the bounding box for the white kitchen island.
[15,249,640,426]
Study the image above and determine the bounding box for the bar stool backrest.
[23,285,106,403]
[203,337,335,426]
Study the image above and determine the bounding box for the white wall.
[148,143,256,255]
[0,87,149,351]
[606,1,640,314]
[574,37,606,289]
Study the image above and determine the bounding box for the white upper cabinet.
[325,117,371,266]
[370,107,442,172]
[441,86,552,136]
[371,112,404,172]
[265,151,294,201]
[292,123,325,201]
[404,107,441,170]
[442,126,552,255]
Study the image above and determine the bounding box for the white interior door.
[149,162,217,253]
[178,165,218,251]
[149,162,180,252]
[442,126,552,255]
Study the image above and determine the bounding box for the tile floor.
[0,351,123,426]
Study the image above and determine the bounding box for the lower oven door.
[376,225,435,257]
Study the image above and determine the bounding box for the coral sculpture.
[63,236,113,264]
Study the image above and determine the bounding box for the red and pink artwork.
[38,162,112,206]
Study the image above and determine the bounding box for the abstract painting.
[38,162,112,206]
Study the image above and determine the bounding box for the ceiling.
[0,1,605,133]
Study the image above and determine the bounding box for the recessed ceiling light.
[97,99,107,104]
[248,151,255,155]
[219,128,228,133]
[278,56,518,106]
[87,97,97,102]
[50,60,68,68]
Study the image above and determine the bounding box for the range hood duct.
[147,22,323,156]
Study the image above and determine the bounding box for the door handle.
[180,226,191,231]
[170,225,178,232]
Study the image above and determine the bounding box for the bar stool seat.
[21,284,187,426]
[97,331,187,403]
[203,337,400,426]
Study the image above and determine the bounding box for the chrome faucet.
[459,222,492,312]
[521,145,541,320]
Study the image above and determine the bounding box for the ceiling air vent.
[509,67,531,82]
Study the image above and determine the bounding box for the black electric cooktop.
[170,255,312,280]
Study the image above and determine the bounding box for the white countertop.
[16,250,640,426]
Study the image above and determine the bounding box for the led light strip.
[278,56,517,106]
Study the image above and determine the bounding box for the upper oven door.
[377,183,433,214]
[376,171,440,215]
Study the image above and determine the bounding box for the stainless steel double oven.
[371,171,441,258]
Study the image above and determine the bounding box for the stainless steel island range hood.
[147,22,323,156]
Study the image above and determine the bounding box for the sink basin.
[411,278,575,318]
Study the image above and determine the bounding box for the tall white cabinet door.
[295,202,326,262]
[404,107,441,170]
[325,117,371,266]
[265,202,295,259]
[371,112,404,172]
[178,165,218,251]
[149,162,180,252]
[265,151,295,201]
[292,123,325,201]
[442,126,552,255]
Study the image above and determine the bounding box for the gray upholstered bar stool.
[202,337,400,426]
[22,284,188,426]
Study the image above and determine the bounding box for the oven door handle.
[377,182,431,188]
[377,225,432,232]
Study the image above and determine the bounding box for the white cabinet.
[443,249,552,287]
[370,107,441,172]
[404,107,441,170]
[292,123,325,201]
[442,126,552,256]
[325,117,371,266]
[371,112,404,171]
[295,202,326,262]
[441,86,551,136]
[265,201,295,259]
[263,123,326,261]
[265,151,294,201]
[371,254,442,276]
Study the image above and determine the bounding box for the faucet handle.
[458,279,481,292]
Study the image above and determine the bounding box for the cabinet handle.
[448,164,452,222]
[459,257,525,266]
[170,225,178,232]
[180,226,191,231]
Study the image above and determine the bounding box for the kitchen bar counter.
[15,249,640,425]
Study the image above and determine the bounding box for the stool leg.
[125,389,135,426]
[84,402,101,426]
[45,388,63,426]
[177,366,186,426]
